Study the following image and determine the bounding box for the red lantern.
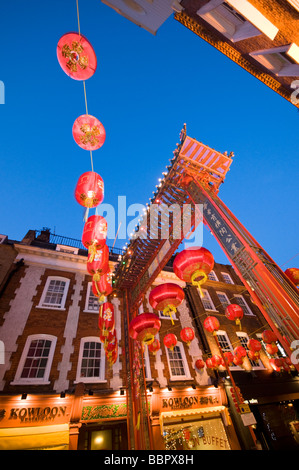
[195,359,205,370]
[203,316,220,335]
[57,32,97,80]
[100,328,115,346]
[149,283,184,325]
[247,338,262,353]
[173,247,214,297]
[248,350,260,361]
[234,346,247,358]
[223,351,234,366]
[180,327,195,346]
[284,268,299,286]
[75,171,104,208]
[261,330,277,344]
[92,270,113,300]
[266,343,278,356]
[82,215,108,260]
[105,331,117,353]
[233,355,244,366]
[98,302,115,334]
[129,313,161,346]
[163,333,177,351]
[148,338,160,355]
[87,243,109,280]
[269,358,282,372]
[205,358,214,369]
[211,354,223,369]
[73,114,106,151]
[225,304,243,329]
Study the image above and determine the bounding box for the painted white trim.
[84,282,99,313]
[37,276,70,310]
[165,341,192,381]
[75,336,106,384]
[11,334,57,385]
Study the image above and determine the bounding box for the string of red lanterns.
[56,1,117,366]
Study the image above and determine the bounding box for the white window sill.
[74,379,107,384]
[36,305,66,311]
[11,379,51,385]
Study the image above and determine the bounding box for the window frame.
[75,337,106,384]
[233,294,254,316]
[11,334,57,385]
[236,332,265,370]
[216,330,242,370]
[201,288,217,311]
[207,270,218,281]
[84,281,100,313]
[220,272,234,284]
[165,341,192,381]
[216,291,230,309]
[37,276,70,310]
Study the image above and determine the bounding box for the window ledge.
[36,305,66,311]
[10,380,51,386]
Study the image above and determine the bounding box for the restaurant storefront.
[0,394,72,450]
[150,384,241,450]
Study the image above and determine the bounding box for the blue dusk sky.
[0,0,298,269]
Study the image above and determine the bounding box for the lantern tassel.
[163,305,176,325]
[190,270,208,298]
[235,319,242,330]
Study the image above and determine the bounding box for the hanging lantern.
[163,333,177,351]
[75,171,104,208]
[173,247,214,297]
[195,359,205,370]
[73,114,106,151]
[82,215,107,260]
[148,338,160,355]
[87,243,109,280]
[261,330,277,344]
[92,269,113,300]
[57,32,97,80]
[223,351,234,366]
[98,302,115,334]
[205,358,214,369]
[105,330,117,353]
[248,350,260,361]
[210,354,223,369]
[269,358,282,372]
[266,343,278,356]
[129,313,161,346]
[225,304,243,329]
[234,346,247,358]
[233,355,244,366]
[203,316,220,335]
[284,268,299,287]
[100,328,115,346]
[247,338,262,353]
[149,283,184,325]
[180,327,195,346]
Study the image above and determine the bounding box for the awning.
[0,423,69,450]
[159,406,227,434]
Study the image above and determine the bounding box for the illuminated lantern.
[211,355,223,369]
[75,171,104,208]
[173,247,214,297]
[105,331,117,353]
[248,350,260,361]
[87,243,109,280]
[148,338,160,355]
[82,215,107,260]
[92,270,113,300]
[98,302,115,334]
[225,304,243,329]
[233,355,244,366]
[163,333,177,351]
[180,327,195,346]
[205,358,214,369]
[73,114,106,151]
[195,359,205,370]
[234,346,247,358]
[129,313,161,346]
[266,343,278,356]
[269,358,282,372]
[57,32,97,80]
[203,316,220,335]
[261,330,277,344]
[284,268,299,286]
[247,338,262,353]
[100,328,115,346]
[149,283,184,325]
[223,351,234,366]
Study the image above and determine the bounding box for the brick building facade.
[0,228,298,450]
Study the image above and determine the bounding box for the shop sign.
[162,394,219,410]
[0,405,69,425]
[81,403,127,421]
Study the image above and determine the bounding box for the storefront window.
[163,415,231,450]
